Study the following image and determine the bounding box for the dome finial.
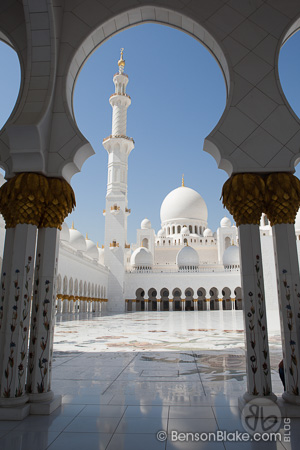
[71,221,75,230]
[86,232,88,240]
[182,174,185,187]
[118,48,125,73]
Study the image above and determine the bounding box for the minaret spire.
[118,48,125,74]
[102,49,134,312]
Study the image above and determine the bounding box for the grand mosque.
[1,51,299,317]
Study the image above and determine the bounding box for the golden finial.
[118,48,125,71]
[97,242,99,248]
[71,221,74,230]
[86,233,88,240]
[182,174,185,187]
[232,239,234,246]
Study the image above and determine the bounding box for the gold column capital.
[221,173,265,226]
[264,172,300,226]
[0,173,75,229]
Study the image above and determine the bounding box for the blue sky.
[0,24,300,244]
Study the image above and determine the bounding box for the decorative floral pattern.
[0,271,6,331]
[282,269,299,396]
[27,253,40,393]
[246,255,270,397]
[3,256,32,398]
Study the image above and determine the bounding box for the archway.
[222,287,232,310]
[197,287,206,311]
[209,287,219,311]
[185,288,194,311]
[234,287,243,310]
[135,288,145,312]
[160,288,169,311]
[172,288,182,312]
[148,288,157,312]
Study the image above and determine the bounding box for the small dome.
[98,247,104,265]
[220,216,231,228]
[60,222,70,242]
[223,244,240,267]
[69,228,86,252]
[295,208,300,231]
[141,218,151,229]
[176,245,199,268]
[181,226,190,235]
[157,229,166,237]
[85,238,98,259]
[203,228,213,237]
[130,247,153,268]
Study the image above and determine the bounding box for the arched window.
[142,238,149,248]
[177,225,181,233]
[172,226,175,234]
[264,215,268,226]
[225,236,231,249]
[189,225,193,233]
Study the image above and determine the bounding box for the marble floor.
[0,310,299,449]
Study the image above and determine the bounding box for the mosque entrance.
[160,289,170,311]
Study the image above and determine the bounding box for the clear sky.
[0,25,300,245]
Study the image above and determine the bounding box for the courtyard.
[0,310,298,449]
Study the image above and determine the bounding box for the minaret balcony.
[110,93,131,100]
[125,208,131,215]
[103,209,106,216]
[125,243,130,249]
[110,205,120,215]
[103,134,135,144]
[109,241,119,249]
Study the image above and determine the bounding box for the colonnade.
[56,295,107,314]
[126,297,242,311]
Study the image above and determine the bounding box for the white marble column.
[272,223,300,403]
[194,300,198,311]
[56,296,62,314]
[0,224,37,413]
[203,299,210,311]
[131,300,136,312]
[169,301,173,312]
[144,300,148,311]
[239,224,275,403]
[26,228,61,412]
[62,297,69,313]
[214,299,221,310]
[181,300,186,311]
[157,300,161,312]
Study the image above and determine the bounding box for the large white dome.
[131,247,153,268]
[160,186,208,223]
[223,245,240,267]
[176,245,199,268]
[220,216,231,228]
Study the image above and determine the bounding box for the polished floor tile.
[47,432,112,450]
[106,433,166,450]
[115,417,168,434]
[64,416,121,433]
[0,430,60,450]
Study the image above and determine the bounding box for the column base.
[282,391,300,405]
[239,392,277,413]
[0,404,30,420]
[29,394,62,415]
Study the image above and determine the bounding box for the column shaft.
[0,224,37,404]
[239,224,274,400]
[27,228,59,399]
[272,223,300,402]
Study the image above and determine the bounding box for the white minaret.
[103,49,134,311]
